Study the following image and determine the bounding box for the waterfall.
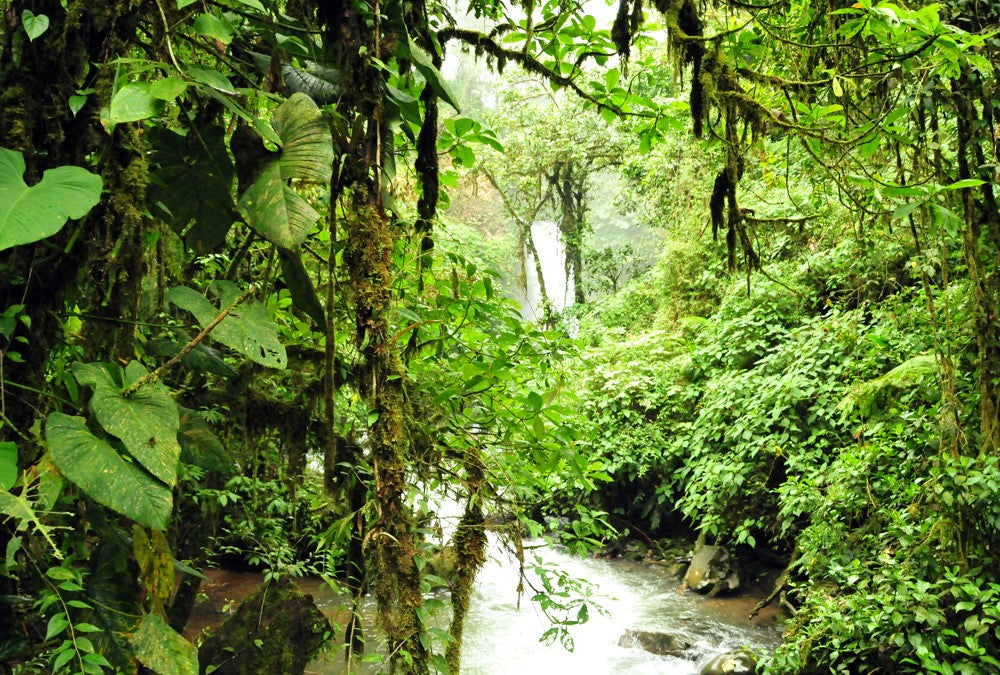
[523,220,574,322]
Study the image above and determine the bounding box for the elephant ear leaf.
[148,126,238,254]
[72,361,181,487]
[45,413,173,530]
[167,282,286,369]
[233,93,333,249]
[0,147,102,252]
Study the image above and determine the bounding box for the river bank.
[186,538,783,674]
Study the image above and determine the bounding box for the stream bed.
[188,540,781,674]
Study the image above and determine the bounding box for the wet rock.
[198,576,331,675]
[701,649,757,674]
[617,629,692,657]
[622,540,649,561]
[544,515,570,533]
[683,544,740,596]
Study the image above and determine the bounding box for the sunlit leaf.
[0,442,16,491]
[109,83,164,123]
[21,10,49,41]
[0,148,102,252]
[193,13,235,44]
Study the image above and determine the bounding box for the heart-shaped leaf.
[46,413,173,530]
[21,10,49,41]
[109,83,164,123]
[149,125,238,253]
[0,148,102,252]
[73,362,181,486]
[233,93,333,248]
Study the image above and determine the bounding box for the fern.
[839,354,938,418]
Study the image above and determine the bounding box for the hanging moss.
[445,497,487,674]
[677,0,705,137]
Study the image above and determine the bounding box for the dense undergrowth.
[566,224,1000,671]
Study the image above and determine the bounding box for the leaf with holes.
[233,93,333,248]
[167,282,286,368]
[73,362,180,486]
[46,413,172,530]
[0,148,102,252]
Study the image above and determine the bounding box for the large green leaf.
[234,93,333,248]
[0,442,16,491]
[45,413,172,530]
[278,246,326,327]
[149,126,238,254]
[73,362,180,486]
[0,147,102,252]
[167,282,286,368]
[130,612,198,675]
[177,407,233,473]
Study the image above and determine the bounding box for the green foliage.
[74,362,181,486]
[130,612,199,675]
[528,555,608,652]
[149,125,239,254]
[0,442,15,490]
[839,354,938,418]
[167,282,287,368]
[46,413,173,530]
[0,148,102,252]
[234,93,333,249]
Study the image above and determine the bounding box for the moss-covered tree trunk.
[318,1,430,668]
[0,0,153,647]
[445,447,487,673]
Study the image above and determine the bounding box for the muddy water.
[187,542,781,674]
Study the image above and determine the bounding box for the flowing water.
[188,539,780,674]
[523,219,574,322]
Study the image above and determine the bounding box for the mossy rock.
[701,649,757,674]
[618,629,692,657]
[198,576,331,675]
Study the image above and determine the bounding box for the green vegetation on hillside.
[1,0,999,673]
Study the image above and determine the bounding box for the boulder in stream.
[617,629,693,657]
[198,576,331,675]
[700,648,758,674]
[683,544,740,596]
